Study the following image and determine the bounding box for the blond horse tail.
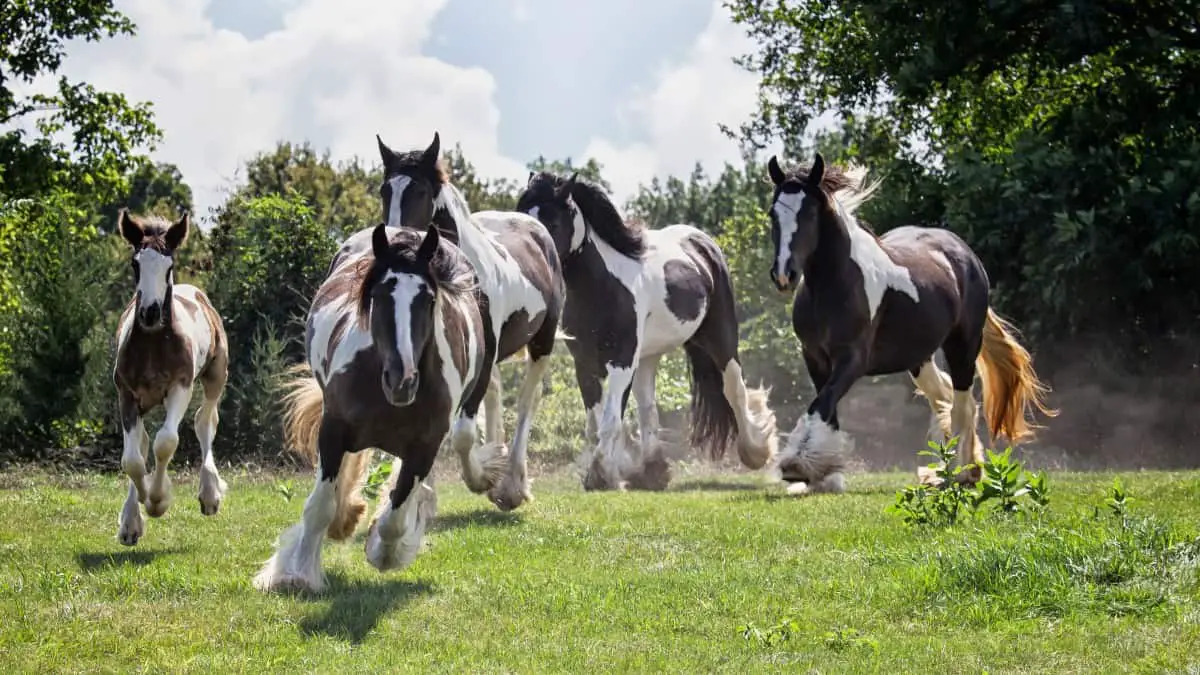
[976,308,1059,445]
[281,363,370,541]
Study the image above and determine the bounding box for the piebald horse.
[357,132,565,511]
[516,171,778,490]
[765,152,1058,493]
[112,210,229,546]
[254,225,485,593]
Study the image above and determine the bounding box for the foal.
[112,210,229,545]
[765,153,1057,493]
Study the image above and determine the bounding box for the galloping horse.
[516,171,778,491]
[764,152,1057,493]
[112,210,229,546]
[254,225,486,593]
[360,132,565,511]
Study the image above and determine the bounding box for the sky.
[16,0,789,223]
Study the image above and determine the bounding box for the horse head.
[766,152,833,293]
[118,209,190,331]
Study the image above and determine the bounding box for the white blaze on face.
[386,175,412,228]
[772,191,805,282]
[136,249,173,309]
[385,271,427,380]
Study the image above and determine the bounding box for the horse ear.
[527,170,535,185]
[555,172,579,202]
[421,132,441,170]
[767,156,786,185]
[377,134,397,172]
[417,225,440,265]
[118,208,143,248]
[372,223,391,261]
[165,212,189,251]
[810,152,826,187]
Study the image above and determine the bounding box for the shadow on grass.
[669,480,762,493]
[75,547,190,571]
[429,509,524,533]
[299,575,434,644]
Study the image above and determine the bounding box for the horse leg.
[117,390,148,546]
[450,336,506,494]
[584,364,637,491]
[942,333,986,484]
[195,356,228,516]
[145,384,191,518]
[483,366,504,444]
[489,328,555,510]
[365,449,438,572]
[624,354,672,491]
[253,418,351,593]
[910,360,954,441]
[778,350,865,495]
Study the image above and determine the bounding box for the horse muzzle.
[382,368,419,407]
[137,304,166,331]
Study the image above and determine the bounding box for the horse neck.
[435,184,487,262]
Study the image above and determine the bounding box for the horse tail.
[281,363,369,540]
[976,308,1058,445]
[684,342,738,461]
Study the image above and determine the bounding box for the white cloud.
[17,0,528,223]
[579,1,784,204]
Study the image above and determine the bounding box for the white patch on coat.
[437,190,547,361]
[170,285,215,379]
[134,249,173,310]
[382,271,426,380]
[385,175,412,229]
[566,196,588,252]
[771,190,805,282]
[433,297,469,430]
[309,252,374,384]
[836,204,920,320]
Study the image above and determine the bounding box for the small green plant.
[275,479,295,502]
[888,438,1050,526]
[738,615,803,647]
[1104,477,1133,518]
[362,455,392,502]
[821,626,879,655]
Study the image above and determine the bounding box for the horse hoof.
[625,456,671,491]
[199,498,219,516]
[118,530,141,546]
[145,499,170,518]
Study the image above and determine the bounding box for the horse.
[253,224,486,593]
[359,131,565,511]
[763,152,1058,494]
[515,171,779,491]
[112,210,229,546]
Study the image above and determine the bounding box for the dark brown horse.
[113,210,229,545]
[253,225,486,593]
[765,152,1057,494]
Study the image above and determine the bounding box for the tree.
[0,0,160,203]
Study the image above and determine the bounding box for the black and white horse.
[765,152,1057,494]
[254,225,486,593]
[355,131,565,511]
[516,171,778,490]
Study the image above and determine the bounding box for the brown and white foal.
[113,210,229,546]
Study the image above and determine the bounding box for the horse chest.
[116,340,193,412]
[791,286,870,352]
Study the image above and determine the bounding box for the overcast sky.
[18,0,788,222]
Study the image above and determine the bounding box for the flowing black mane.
[569,178,646,259]
[354,227,476,325]
[520,171,646,259]
[778,161,882,236]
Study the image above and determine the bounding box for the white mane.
[831,164,884,218]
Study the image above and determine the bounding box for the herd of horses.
[109,132,1057,593]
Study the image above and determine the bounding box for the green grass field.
[1,464,1198,673]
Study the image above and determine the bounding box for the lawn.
[1,462,1198,673]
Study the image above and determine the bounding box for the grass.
[1,463,1199,673]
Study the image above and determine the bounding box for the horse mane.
[515,171,559,213]
[129,214,186,253]
[787,161,884,230]
[563,177,646,259]
[352,228,477,328]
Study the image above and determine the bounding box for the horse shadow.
[298,575,434,644]
[429,509,524,533]
[669,479,762,493]
[75,547,190,571]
